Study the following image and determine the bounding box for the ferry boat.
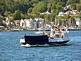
[20,30,69,47]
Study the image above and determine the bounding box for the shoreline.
[0,28,81,32]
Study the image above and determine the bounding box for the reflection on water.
[0,31,81,61]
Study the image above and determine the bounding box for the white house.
[32,18,45,30]
[24,19,33,29]
[5,17,10,26]
[20,19,26,28]
[75,18,81,26]
[40,11,51,15]
[58,12,64,16]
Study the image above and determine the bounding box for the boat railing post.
[63,29,69,41]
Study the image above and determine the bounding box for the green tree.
[67,0,77,5]
[13,10,21,20]
[32,2,47,14]
[76,4,81,11]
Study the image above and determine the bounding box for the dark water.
[0,31,81,61]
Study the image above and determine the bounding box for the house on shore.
[57,6,81,28]
[14,18,45,30]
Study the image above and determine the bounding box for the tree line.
[0,0,81,22]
